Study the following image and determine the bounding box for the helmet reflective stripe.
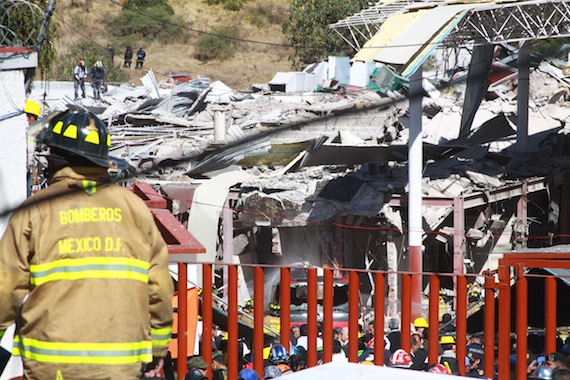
[12,336,152,364]
[29,257,149,286]
[52,121,64,134]
[63,124,78,139]
[85,130,100,145]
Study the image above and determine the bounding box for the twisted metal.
[0,0,44,48]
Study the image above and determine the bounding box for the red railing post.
[201,264,213,380]
[322,268,334,363]
[545,276,557,354]
[178,262,188,379]
[516,265,528,380]
[227,265,239,379]
[401,273,411,353]
[374,272,385,366]
[498,266,511,380]
[254,266,265,377]
[307,268,319,367]
[428,274,440,364]
[348,270,360,363]
[456,275,467,376]
[484,274,495,379]
[280,267,291,349]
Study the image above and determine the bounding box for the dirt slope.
[53,0,294,90]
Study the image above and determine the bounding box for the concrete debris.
[29,53,570,228]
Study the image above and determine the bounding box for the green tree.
[283,0,368,68]
[108,0,187,43]
[195,27,239,61]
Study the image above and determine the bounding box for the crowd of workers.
[177,315,570,380]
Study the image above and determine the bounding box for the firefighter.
[24,99,41,125]
[0,108,174,379]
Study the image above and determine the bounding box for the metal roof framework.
[331,0,570,51]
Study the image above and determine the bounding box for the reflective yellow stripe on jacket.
[13,336,152,364]
[30,257,149,286]
[151,326,172,349]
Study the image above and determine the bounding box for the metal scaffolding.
[330,0,570,51]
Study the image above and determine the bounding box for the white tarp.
[284,362,465,379]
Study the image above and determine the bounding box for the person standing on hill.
[73,59,87,99]
[124,46,133,68]
[136,47,146,69]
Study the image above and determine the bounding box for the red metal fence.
[169,253,570,380]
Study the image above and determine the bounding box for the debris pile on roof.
[31,54,570,227]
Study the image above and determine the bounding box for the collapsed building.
[28,0,570,320]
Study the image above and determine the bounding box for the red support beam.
[322,269,334,364]
[374,272,385,366]
[516,266,528,380]
[254,267,264,377]
[428,275,440,364]
[348,270,360,363]
[228,266,239,380]
[307,268,319,367]
[401,273,411,353]
[484,275,496,379]
[280,267,291,349]
[456,275,467,376]
[545,276,557,354]
[498,266,511,380]
[202,264,213,380]
[177,263,188,380]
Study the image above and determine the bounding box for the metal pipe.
[254,267,264,377]
[374,272,385,366]
[322,269,334,363]
[408,66,424,318]
[428,274,440,364]
[516,265,528,380]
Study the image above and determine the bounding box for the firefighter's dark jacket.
[0,166,174,379]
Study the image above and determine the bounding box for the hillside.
[53,0,295,90]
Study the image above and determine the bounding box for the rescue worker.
[268,344,293,375]
[90,60,106,100]
[0,108,174,379]
[136,47,146,69]
[24,99,42,195]
[73,59,87,99]
[24,99,41,125]
[124,46,133,68]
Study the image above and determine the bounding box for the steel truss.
[331,0,570,52]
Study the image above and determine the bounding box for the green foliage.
[54,41,126,82]
[109,0,187,43]
[245,0,288,28]
[195,27,238,61]
[283,0,369,68]
[532,38,570,58]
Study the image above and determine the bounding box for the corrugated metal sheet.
[353,3,488,76]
